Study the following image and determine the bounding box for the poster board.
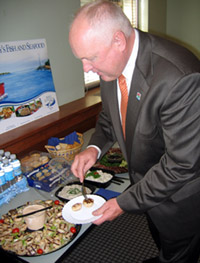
[0,38,59,134]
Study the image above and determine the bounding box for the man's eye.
[89,56,97,62]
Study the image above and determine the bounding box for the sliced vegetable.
[85,171,101,179]
[12,228,20,233]
[54,200,60,205]
[37,248,43,255]
[67,188,81,195]
[70,227,77,234]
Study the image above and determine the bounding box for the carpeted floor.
[60,213,159,263]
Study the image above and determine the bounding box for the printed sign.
[0,39,59,134]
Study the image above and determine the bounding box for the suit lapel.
[125,68,150,159]
[125,30,153,160]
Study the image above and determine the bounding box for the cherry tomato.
[12,228,19,233]
[0,219,4,224]
[54,200,60,205]
[37,248,43,255]
[70,227,77,234]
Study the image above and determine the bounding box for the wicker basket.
[45,133,83,162]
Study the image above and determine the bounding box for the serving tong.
[111,176,129,185]
[82,180,88,200]
[17,206,52,218]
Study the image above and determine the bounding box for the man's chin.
[101,75,116,82]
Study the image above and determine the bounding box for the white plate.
[62,194,106,224]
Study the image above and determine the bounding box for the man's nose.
[82,59,93,73]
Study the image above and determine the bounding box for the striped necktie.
[118,74,128,138]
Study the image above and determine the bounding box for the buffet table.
[0,172,131,263]
[0,128,160,262]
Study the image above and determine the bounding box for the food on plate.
[71,197,94,211]
[31,152,41,158]
[58,184,92,200]
[72,203,82,211]
[93,148,128,173]
[18,106,31,116]
[107,152,123,163]
[0,200,79,256]
[21,152,49,171]
[83,198,94,208]
[60,141,81,150]
[2,107,14,119]
[85,169,113,183]
[39,155,49,164]
[36,171,42,178]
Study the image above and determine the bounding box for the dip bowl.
[23,204,46,231]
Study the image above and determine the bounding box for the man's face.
[69,20,124,81]
[79,42,122,81]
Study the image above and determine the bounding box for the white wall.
[148,0,167,36]
[148,0,200,59]
[0,0,85,106]
[166,0,200,58]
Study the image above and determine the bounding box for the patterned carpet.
[61,213,158,263]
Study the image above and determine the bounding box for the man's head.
[69,0,134,81]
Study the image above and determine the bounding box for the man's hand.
[71,147,98,182]
[92,198,124,225]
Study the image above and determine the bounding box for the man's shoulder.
[140,30,200,73]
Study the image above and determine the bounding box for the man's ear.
[112,31,126,52]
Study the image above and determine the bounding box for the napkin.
[95,188,121,200]
[48,137,60,146]
[48,131,80,146]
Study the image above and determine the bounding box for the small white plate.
[62,194,106,224]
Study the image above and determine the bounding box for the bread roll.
[72,203,82,211]
[39,156,49,164]
[83,198,94,208]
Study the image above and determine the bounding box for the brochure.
[0,38,59,134]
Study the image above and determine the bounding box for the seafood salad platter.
[0,199,81,256]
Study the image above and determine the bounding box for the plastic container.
[0,169,6,193]
[0,149,4,157]
[4,151,11,160]
[10,154,23,181]
[85,167,114,188]
[21,151,50,173]
[25,157,71,192]
[2,159,15,186]
[0,156,3,169]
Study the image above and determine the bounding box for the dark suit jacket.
[89,30,200,240]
